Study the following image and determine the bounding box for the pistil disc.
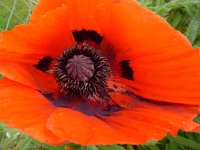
[54,43,110,97]
[66,55,95,82]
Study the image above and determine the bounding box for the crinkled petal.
[0,5,74,59]
[46,99,199,145]
[0,0,199,146]
[30,0,67,22]
[96,0,191,56]
[47,108,129,145]
[32,0,106,31]
[0,0,109,61]
[0,78,64,145]
[0,62,57,92]
[96,1,200,104]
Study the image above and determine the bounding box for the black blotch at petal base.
[72,29,103,44]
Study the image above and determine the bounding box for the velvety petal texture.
[0,0,199,146]
[0,5,74,58]
[95,0,200,104]
[0,78,199,145]
[46,103,199,145]
[0,62,57,92]
[0,78,63,145]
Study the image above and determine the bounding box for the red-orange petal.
[30,0,66,22]
[0,0,199,146]
[32,0,110,33]
[103,106,198,143]
[110,75,200,105]
[47,108,130,145]
[46,101,199,145]
[0,78,64,145]
[0,5,74,59]
[96,1,200,104]
[0,62,57,92]
[0,78,198,146]
[96,0,191,56]
[192,126,200,132]
[0,0,113,61]
[109,93,199,135]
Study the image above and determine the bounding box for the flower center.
[54,43,110,98]
[66,55,94,81]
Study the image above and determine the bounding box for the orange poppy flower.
[0,0,200,146]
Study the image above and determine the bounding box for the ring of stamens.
[54,43,110,97]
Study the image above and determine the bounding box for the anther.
[54,43,110,98]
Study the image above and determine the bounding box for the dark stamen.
[120,60,134,80]
[54,43,110,99]
[72,29,103,44]
[35,57,53,72]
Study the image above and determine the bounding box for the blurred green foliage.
[0,0,36,30]
[0,0,200,150]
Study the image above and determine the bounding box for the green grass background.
[0,0,200,149]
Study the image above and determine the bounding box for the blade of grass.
[5,0,17,30]
[185,13,200,44]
